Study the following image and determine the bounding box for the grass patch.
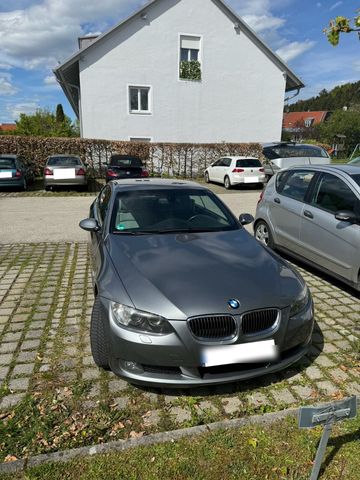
[1,415,359,480]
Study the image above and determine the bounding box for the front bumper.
[99,297,314,387]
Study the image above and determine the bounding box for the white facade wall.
[79,0,286,143]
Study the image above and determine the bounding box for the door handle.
[304,210,314,219]
[274,198,281,204]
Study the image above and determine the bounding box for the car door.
[220,158,232,184]
[208,159,222,182]
[90,185,112,281]
[267,169,316,253]
[299,172,360,283]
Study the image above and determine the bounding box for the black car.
[106,154,149,182]
[0,154,35,191]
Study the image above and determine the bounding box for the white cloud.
[0,0,145,70]
[241,14,285,33]
[329,1,343,11]
[276,40,316,62]
[0,72,18,96]
[6,101,39,120]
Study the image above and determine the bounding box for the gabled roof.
[0,123,16,132]
[54,0,305,117]
[283,111,329,129]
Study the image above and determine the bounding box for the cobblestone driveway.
[0,243,359,459]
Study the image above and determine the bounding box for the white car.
[204,157,265,189]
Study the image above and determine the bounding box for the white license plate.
[53,168,76,180]
[201,340,278,367]
[0,171,12,178]
[244,176,259,183]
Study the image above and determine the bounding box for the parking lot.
[0,189,359,460]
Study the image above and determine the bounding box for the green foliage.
[179,60,202,81]
[325,10,360,46]
[319,109,360,155]
[15,108,78,138]
[55,104,65,124]
[287,81,360,112]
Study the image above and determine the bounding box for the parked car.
[204,157,265,189]
[0,154,34,190]
[254,165,360,292]
[105,154,149,182]
[79,178,314,387]
[348,156,360,166]
[44,155,87,190]
[262,143,330,180]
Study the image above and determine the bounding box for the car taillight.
[107,169,118,177]
[15,169,22,177]
[77,168,86,176]
[44,168,53,176]
[259,168,265,172]
[257,191,264,205]
[141,169,150,178]
[232,168,244,173]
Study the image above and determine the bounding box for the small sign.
[299,396,357,429]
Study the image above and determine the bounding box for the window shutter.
[180,36,200,50]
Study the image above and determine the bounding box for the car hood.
[105,229,303,320]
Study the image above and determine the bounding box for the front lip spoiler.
[109,342,311,388]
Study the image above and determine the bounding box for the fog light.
[122,361,143,373]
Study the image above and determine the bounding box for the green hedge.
[0,135,264,178]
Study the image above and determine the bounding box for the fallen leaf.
[129,431,144,439]
[248,438,258,448]
[4,455,18,463]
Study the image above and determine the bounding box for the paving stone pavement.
[0,242,359,458]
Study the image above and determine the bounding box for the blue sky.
[0,0,358,123]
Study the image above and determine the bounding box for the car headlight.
[290,286,310,316]
[111,302,173,335]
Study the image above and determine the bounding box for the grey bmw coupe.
[80,179,314,387]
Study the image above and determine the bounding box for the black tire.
[254,220,274,249]
[224,176,231,190]
[90,296,110,370]
[205,172,210,183]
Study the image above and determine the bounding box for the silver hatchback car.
[44,155,87,190]
[255,165,360,291]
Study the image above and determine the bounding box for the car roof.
[111,178,207,190]
[285,164,360,176]
[48,154,80,157]
[224,156,260,160]
[0,154,18,158]
[262,142,324,149]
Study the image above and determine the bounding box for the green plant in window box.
[180,60,202,81]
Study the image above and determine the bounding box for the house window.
[129,86,151,114]
[179,35,201,81]
[304,118,314,128]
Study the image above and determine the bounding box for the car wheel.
[255,221,274,249]
[90,296,110,370]
[224,176,231,190]
[205,172,210,183]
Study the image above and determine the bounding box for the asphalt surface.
[0,192,260,243]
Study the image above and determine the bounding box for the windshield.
[349,157,360,165]
[47,156,81,167]
[111,188,239,234]
[351,174,360,187]
[263,145,329,160]
[0,158,16,169]
[110,156,143,168]
[236,159,262,168]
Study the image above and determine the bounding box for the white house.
[54,0,304,143]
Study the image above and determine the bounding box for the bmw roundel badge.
[228,299,240,309]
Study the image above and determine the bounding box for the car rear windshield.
[236,159,262,168]
[110,156,143,168]
[263,145,329,160]
[351,174,360,187]
[47,157,81,166]
[0,158,16,169]
[111,188,239,234]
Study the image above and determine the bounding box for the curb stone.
[0,407,300,474]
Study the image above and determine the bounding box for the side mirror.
[239,213,254,226]
[335,210,359,224]
[79,218,101,232]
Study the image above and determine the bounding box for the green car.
[0,154,34,191]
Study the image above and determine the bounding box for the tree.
[325,10,360,46]
[55,104,65,124]
[319,110,360,156]
[15,108,78,137]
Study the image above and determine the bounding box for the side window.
[222,158,232,167]
[280,170,315,201]
[97,186,112,223]
[311,173,357,213]
[212,159,222,167]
